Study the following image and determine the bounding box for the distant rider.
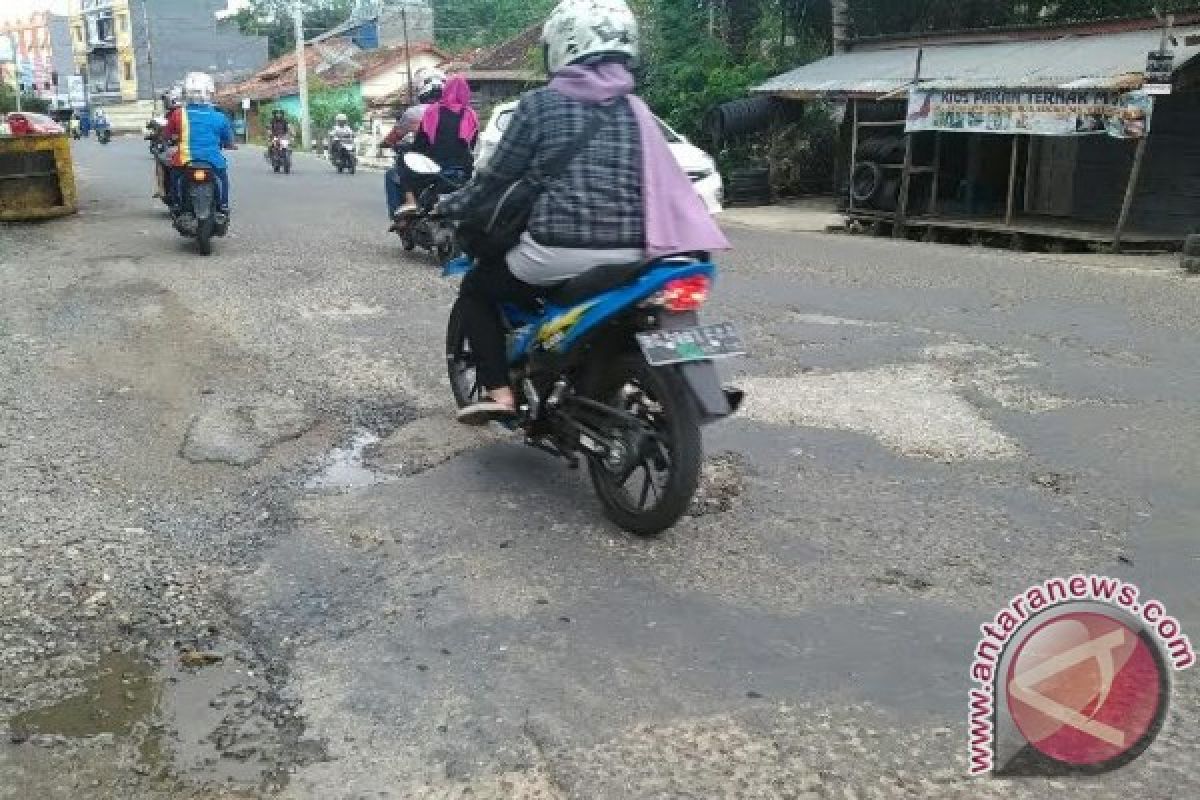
[328,112,356,163]
[164,72,236,214]
[269,108,290,138]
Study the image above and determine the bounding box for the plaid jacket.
[443,87,644,250]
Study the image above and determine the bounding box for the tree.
[234,0,354,59]
[0,84,50,114]
[431,0,557,48]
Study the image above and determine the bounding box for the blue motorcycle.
[445,256,745,536]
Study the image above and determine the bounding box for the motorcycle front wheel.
[584,354,702,536]
[445,298,484,409]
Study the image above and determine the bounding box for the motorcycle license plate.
[636,322,745,366]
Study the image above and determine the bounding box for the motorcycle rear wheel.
[196,217,214,256]
[585,354,702,536]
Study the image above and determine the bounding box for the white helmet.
[542,0,639,75]
[417,68,446,102]
[183,72,215,104]
[335,113,348,124]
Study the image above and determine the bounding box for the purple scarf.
[549,63,730,259]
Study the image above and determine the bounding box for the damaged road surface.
[1,140,1197,799]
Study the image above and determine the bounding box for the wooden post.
[894,132,914,237]
[1113,136,1149,253]
[1023,135,1037,213]
[848,98,859,211]
[1005,134,1020,226]
[929,131,942,216]
[893,48,923,237]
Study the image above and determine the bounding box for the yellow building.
[67,0,138,102]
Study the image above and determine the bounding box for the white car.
[475,101,724,214]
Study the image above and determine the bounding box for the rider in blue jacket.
[165,72,236,212]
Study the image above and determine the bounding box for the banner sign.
[905,89,1154,139]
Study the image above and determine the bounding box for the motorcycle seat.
[545,256,703,307]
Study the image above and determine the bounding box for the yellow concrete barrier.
[0,133,78,221]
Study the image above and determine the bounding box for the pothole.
[305,428,393,490]
[688,452,747,517]
[8,652,156,740]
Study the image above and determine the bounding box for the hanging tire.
[583,354,702,537]
[850,162,885,205]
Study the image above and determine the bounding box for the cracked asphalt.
[0,137,1197,799]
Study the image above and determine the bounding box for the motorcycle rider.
[152,87,182,201]
[328,112,356,167]
[268,108,290,160]
[93,108,110,140]
[394,74,477,217]
[164,72,236,214]
[269,108,290,138]
[384,68,449,221]
[440,0,728,424]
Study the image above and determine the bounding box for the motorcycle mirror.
[403,153,441,175]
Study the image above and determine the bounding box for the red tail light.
[659,275,711,312]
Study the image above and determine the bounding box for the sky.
[1,0,68,24]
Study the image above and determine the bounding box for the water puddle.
[305,428,392,490]
[150,646,282,788]
[8,652,156,739]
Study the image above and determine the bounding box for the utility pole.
[140,0,156,112]
[402,4,414,104]
[293,1,312,149]
[4,33,22,112]
[831,0,850,54]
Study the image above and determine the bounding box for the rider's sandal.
[456,400,517,426]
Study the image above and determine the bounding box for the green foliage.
[234,0,353,59]
[846,0,1195,37]
[262,78,362,147]
[432,0,557,48]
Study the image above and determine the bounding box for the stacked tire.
[727,166,771,207]
[1184,234,1200,274]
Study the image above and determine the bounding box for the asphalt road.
[0,136,1197,799]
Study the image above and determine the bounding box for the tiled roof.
[216,40,446,103]
[471,25,542,72]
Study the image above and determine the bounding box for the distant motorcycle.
[330,135,357,174]
[393,152,468,261]
[171,161,230,256]
[267,135,292,173]
[96,124,112,144]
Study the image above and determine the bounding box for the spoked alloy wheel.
[445,299,484,408]
[585,354,701,537]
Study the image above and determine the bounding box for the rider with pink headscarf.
[394,74,479,215]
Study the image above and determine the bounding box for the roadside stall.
[755,16,1200,252]
[0,111,77,221]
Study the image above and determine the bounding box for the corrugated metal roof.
[755,26,1200,96]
